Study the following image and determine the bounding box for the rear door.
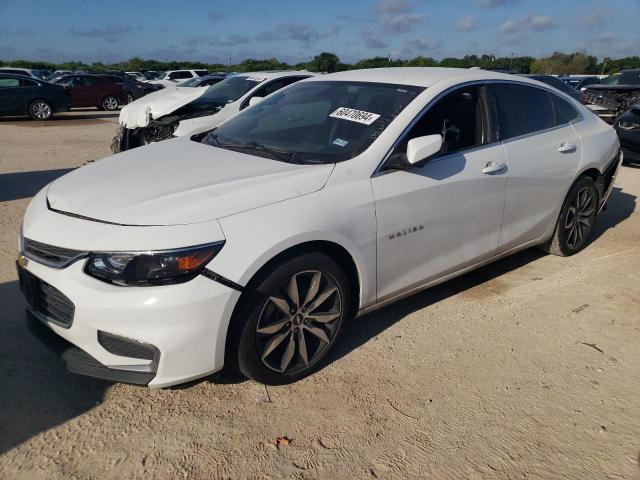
[371,84,508,299]
[488,83,582,252]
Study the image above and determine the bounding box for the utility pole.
[509,52,514,71]
[601,57,608,75]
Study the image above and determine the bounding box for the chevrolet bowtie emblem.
[17,255,29,267]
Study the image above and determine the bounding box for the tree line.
[2,51,639,76]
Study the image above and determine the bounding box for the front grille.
[582,89,640,115]
[18,267,75,328]
[23,238,86,268]
[98,331,157,361]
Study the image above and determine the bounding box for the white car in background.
[19,68,620,388]
[112,71,315,152]
[148,69,210,88]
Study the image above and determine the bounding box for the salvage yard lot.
[1,111,639,479]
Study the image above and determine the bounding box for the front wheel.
[101,95,119,111]
[539,176,599,256]
[232,252,351,385]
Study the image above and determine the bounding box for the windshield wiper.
[207,133,299,163]
[240,141,297,163]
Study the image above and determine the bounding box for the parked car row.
[0,70,167,120]
[18,67,622,388]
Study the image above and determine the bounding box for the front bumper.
[19,254,240,388]
[27,311,157,385]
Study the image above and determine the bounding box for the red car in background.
[53,74,127,111]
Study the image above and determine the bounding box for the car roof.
[307,67,518,87]
[232,70,317,81]
[0,72,39,79]
[0,67,33,72]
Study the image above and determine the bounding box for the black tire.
[28,99,53,120]
[101,95,119,111]
[230,252,351,385]
[539,176,599,256]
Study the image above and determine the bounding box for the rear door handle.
[482,162,507,174]
[558,143,577,153]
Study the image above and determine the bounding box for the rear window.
[488,84,555,140]
[0,77,20,87]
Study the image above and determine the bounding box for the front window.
[202,80,424,164]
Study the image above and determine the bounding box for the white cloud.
[501,14,557,33]
[455,15,476,31]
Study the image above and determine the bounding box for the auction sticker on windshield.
[330,107,380,125]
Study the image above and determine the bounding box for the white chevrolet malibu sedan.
[19,68,621,388]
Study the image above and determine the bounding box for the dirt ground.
[1,110,639,480]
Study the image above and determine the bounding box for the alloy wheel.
[255,270,342,374]
[104,96,118,110]
[31,101,51,119]
[564,186,596,249]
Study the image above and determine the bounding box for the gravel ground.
[1,111,639,480]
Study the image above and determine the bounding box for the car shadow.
[0,168,74,202]
[0,280,109,455]
[589,186,636,243]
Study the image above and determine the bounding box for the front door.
[371,84,508,300]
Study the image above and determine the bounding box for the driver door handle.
[558,143,577,153]
[482,161,507,174]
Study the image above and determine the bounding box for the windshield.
[203,80,424,164]
[177,77,201,87]
[601,71,640,86]
[198,75,264,104]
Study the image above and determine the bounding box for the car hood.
[46,138,334,226]
[173,104,237,137]
[119,87,207,128]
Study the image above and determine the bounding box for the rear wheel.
[126,92,134,104]
[29,100,52,120]
[539,176,599,256]
[101,95,119,111]
[232,252,351,385]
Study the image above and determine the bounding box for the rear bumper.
[27,311,156,385]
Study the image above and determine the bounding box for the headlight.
[85,242,224,286]
[618,121,640,130]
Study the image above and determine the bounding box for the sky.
[0,0,638,64]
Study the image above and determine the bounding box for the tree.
[405,56,438,67]
[307,52,339,73]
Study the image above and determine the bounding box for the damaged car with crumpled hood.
[112,71,316,153]
[581,69,640,124]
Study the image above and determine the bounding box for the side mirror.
[248,96,264,107]
[406,134,443,165]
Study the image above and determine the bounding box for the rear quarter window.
[552,95,580,125]
[0,77,20,87]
